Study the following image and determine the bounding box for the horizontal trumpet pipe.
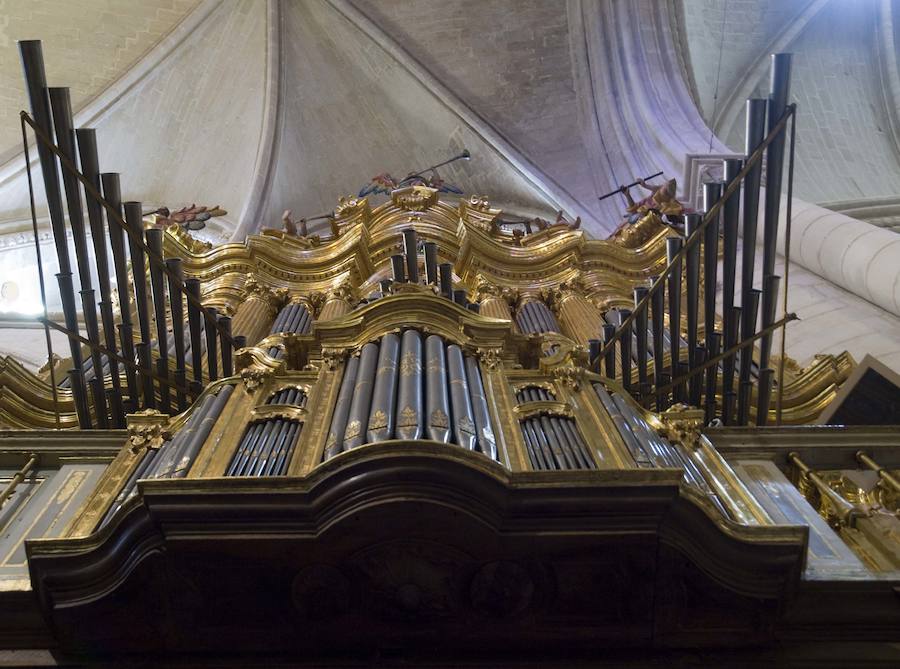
[855,451,900,495]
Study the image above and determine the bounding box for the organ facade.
[0,41,898,666]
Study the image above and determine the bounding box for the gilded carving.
[126,409,171,453]
[368,410,388,431]
[457,416,476,438]
[344,420,361,441]
[399,351,421,377]
[477,348,502,371]
[657,404,705,448]
[391,186,439,212]
[398,406,418,427]
[430,409,449,429]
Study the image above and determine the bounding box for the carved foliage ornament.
[658,404,705,448]
[126,409,171,453]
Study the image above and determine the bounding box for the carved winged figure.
[147,204,227,231]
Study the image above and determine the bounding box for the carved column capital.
[243,278,282,314]
[126,409,171,453]
[658,404,705,448]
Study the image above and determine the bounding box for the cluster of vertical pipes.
[385,229,480,312]
[19,40,238,429]
[514,386,594,471]
[323,330,496,461]
[591,54,794,428]
[267,302,313,359]
[225,388,306,477]
[593,383,727,515]
[98,383,236,528]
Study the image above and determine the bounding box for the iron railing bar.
[39,317,199,399]
[20,114,61,429]
[644,313,798,399]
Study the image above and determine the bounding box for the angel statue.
[146,204,227,231]
[357,150,471,198]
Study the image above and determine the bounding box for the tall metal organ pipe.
[396,330,424,440]
[185,278,203,390]
[344,342,379,449]
[79,131,124,426]
[425,335,451,443]
[145,228,171,413]
[633,287,650,404]
[684,214,701,405]
[367,333,399,442]
[666,237,683,403]
[447,345,476,450]
[324,354,359,459]
[19,43,86,415]
[166,258,188,411]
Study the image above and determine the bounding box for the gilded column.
[473,276,519,333]
[318,280,355,322]
[550,279,604,346]
[231,278,281,346]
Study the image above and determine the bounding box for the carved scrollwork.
[391,186,438,212]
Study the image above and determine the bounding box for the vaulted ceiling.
[1,0,900,370]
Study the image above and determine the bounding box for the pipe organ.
[0,40,897,663]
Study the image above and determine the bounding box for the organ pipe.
[465,354,496,459]
[737,289,761,425]
[166,258,188,411]
[124,202,152,346]
[325,354,360,459]
[367,333,399,442]
[684,214,701,405]
[402,229,419,283]
[425,335,451,443]
[423,242,439,284]
[439,263,453,299]
[447,345,476,450]
[602,323,617,380]
[219,315,233,377]
[396,330,424,440]
[145,228,170,412]
[204,307,219,381]
[390,254,406,283]
[665,237,683,403]
[186,278,203,390]
[618,309,632,393]
[344,342,379,449]
[650,278,666,410]
[79,132,124,425]
[633,286,650,404]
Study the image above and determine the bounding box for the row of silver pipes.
[323,330,497,460]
